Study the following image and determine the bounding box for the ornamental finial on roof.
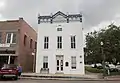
[50,13,53,17]
[79,11,82,16]
[38,13,40,17]
[67,12,69,16]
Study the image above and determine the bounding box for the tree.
[85,24,120,64]
[85,31,102,64]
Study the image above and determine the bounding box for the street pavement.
[0,79,120,83]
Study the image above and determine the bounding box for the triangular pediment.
[52,11,67,18]
[52,11,67,22]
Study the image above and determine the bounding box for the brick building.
[0,18,37,72]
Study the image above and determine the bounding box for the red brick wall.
[18,18,37,72]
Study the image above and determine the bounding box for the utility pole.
[101,41,106,77]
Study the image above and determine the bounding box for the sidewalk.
[20,73,120,81]
[104,76,120,81]
[20,73,103,80]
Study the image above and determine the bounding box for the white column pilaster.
[8,55,11,64]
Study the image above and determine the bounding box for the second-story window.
[24,35,27,46]
[30,39,33,48]
[71,36,76,49]
[57,36,62,49]
[44,36,49,49]
[12,33,16,43]
[0,32,2,43]
[6,33,16,43]
[6,33,11,43]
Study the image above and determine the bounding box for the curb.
[20,76,120,81]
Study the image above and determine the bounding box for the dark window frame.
[12,33,16,43]
[57,36,62,49]
[44,36,49,49]
[35,42,37,49]
[6,33,11,43]
[71,36,76,49]
[71,56,76,69]
[6,32,16,44]
[43,56,48,68]
[24,35,27,46]
[30,39,33,48]
[57,28,62,31]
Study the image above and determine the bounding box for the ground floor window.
[43,56,48,68]
[71,56,76,69]
[0,56,8,68]
[0,56,17,68]
[10,56,17,64]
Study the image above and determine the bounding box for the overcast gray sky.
[0,0,120,33]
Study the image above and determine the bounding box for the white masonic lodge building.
[36,11,84,75]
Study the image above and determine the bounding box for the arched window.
[30,39,33,48]
[24,35,27,46]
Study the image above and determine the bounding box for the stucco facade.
[36,11,84,74]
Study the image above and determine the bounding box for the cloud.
[80,0,120,31]
[1,0,120,32]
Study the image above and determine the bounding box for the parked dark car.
[0,64,19,80]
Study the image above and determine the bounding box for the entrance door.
[56,55,63,73]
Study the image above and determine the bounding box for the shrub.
[85,66,103,73]
[110,71,120,75]
[109,68,119,72]
[97,66,103,69]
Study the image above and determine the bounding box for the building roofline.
[19,17,37,35]
[0,17,37,35]
[38,11,82,18]
[38,11,82,24]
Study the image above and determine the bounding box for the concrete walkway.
[21,73,102,80]
[104,76,120,80]
[20,73,120,81]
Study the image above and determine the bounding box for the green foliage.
[85,24,120,64]
[110,71,120,75]
[85,66,103,73]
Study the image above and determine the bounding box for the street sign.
[0,44,10,47]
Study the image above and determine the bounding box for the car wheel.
[0,75,3,79]
[14,76,18,80]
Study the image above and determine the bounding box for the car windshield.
[1,64,17,69]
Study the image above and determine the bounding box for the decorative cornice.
[38,11,82,24]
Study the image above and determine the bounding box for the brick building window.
[6,33,11,43]
[24,35,27,46]
[35,41,37,49]
[0,32,2,43]
[6,33,16,43]
[12,33,16,43]
[30,39,33,48]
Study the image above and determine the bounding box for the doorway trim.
[56,55,64,74]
